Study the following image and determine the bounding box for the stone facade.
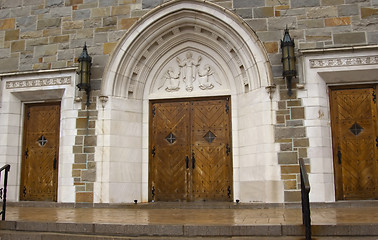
[0,0,377,203]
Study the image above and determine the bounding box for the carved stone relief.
[156,51,222,93]
[309,55,378,68]
[6,76,71,89]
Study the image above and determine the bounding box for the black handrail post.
[0,164,11,221]
[299,158,311,240]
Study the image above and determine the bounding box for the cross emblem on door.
[37,135,48,147]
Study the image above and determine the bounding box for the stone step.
[1,230,378,240]
[1,221,377,239]
[7,200,378,209]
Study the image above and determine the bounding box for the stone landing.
[0,202,377,239]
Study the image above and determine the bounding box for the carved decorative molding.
[6,76,71,89]
[309,56,378,68]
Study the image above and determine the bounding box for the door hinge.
[27,111,30,120]
[151,146,156,157]
[376,137,378,147]
[226,144,231,156]
[152,106,156,116]
[373,90,376,104]
[53,153,57,170]
[25,148,28,159]
[151,186,155,200]
[337,146,342,164]
[227,186,231,198]
[23,186,26,197]
[225,101,229,113]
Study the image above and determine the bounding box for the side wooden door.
[149,97,233,202]
[330,86,378,200]
[191,99,233,201]
[20,103,60,201]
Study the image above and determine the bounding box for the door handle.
[337,147,342,164]
[185,156,189,169]
[192,152,195,169]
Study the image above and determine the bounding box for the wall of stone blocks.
[73,93,98,203]
[0,0,376,87]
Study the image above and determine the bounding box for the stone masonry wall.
[0,0,376,87]
[73,92,98,203]
[0,0,377,202]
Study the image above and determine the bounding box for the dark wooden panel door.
[330,86,378,200]
[20,103,60,201]
[191,99,232,201]
[149,97,233,202]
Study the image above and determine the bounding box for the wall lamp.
[76,44,92,106]
[281,27,297,96]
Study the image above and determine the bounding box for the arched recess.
[101,0,273,98]
[97,0,281,203]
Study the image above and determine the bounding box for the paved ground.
[4,203,378,225]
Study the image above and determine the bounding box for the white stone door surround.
[0,70,78,202]
[299,46,378,202]
[97,0,282,203]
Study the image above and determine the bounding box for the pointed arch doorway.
[149,97,233,202]
[99,0,275,203]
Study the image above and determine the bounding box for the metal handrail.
[299,158,311,240]
[0,164,10,220]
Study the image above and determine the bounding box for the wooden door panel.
[149,97,233,202]
[150,102,190,201]
[330,87,377,200]
[21,103,60,201]
[340,138,375,199]
[191,99,232,201]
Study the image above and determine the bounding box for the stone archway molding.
[101,0,273,98]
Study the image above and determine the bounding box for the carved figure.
[177,52,202,92]
[159,68,180,92]
[198,64,221,90]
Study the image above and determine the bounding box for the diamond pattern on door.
[149,97,233,202]
[330,87,377,200]
[21,103,60,201]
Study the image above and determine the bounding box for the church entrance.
[20,103,60,201]
[149,97,233,202]
[330,85,378,200]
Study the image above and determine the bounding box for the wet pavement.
[4,203,378,225]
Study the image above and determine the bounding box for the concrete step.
[1,221,377,239]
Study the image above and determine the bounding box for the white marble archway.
[96,0,281,203]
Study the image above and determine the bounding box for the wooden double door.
[149,97,233,202]
[20,103,60,201]
[330,86,378,200]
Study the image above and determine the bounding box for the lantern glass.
[77,44,92,91]
[281,28,296,96]
[80,60,89,86]
[281,28,296,78]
